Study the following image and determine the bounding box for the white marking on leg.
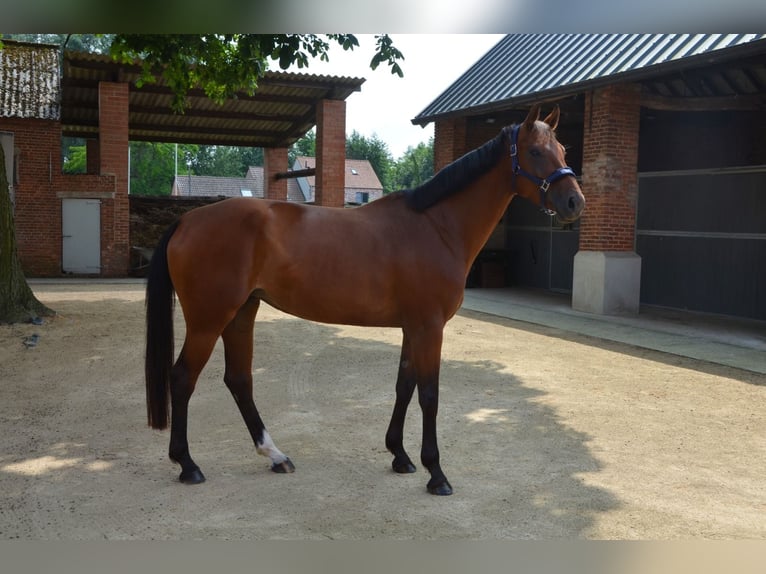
[256,430,288,465]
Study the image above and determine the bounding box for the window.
[241,189,253,197]
[355,192,369,204]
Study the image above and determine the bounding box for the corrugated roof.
[60,49,365,147]
[2,40,365,148]
[413,34,766,125]
[0,41,60,119]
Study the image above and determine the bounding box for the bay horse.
[145,104,585,495]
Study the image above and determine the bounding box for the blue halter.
[509,124,577,216]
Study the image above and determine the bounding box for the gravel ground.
[1,281,764,540]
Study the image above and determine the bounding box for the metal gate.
[505,195,580,292]
[636,167,766,320]
[62,198,101,274]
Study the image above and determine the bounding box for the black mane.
[403,126,510,212]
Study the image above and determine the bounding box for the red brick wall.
[263,147,288,200]
[1,107,119,276]
[434,117,468,172]
[315,99,346,207]
[579,83,641,252]
[98,82,130,276]
[86,138,99,174]
[3,117,63,275]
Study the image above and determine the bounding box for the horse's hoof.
[271,458,295,473]
[392,458,417,474]
[179,468,206,484]
[427,478,453,496]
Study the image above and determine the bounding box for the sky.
[287,34,505,159]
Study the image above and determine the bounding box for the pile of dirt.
[128,196,225,275]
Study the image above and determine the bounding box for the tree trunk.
[0,144,54,323]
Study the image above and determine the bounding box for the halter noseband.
[510,125,577,216]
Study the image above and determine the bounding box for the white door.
[62,198,101,274]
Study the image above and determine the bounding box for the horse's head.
[506,104,585,223]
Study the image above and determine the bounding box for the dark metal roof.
[413,34,766,125]
[60,49,365,148]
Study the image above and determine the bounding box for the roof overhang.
[61,49,365,148]
[412,34,766,127]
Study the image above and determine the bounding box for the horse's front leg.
[385,332,417,474]
[417,372,452,495]
[411,324,453,495]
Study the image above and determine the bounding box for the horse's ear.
[543,105,560,130]
[523,104,541,131]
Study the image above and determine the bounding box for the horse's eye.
[530,148,541,158]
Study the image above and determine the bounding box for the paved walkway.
[461,287,766,375]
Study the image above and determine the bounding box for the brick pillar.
[315,99,346,207]
[263,147,288,200]
[433,117,468,172]
[86,138,100,175]
[572,83,642,314]
[98,82,130,276]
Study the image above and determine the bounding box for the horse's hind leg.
[385,332,418,474]
[221,296,294,474]
[169,332,219,484]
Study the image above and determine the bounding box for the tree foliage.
[109,34,404,113]
[346,130,394,193]
[289,130,316,165]
[62,138,87,174]
[1,34,113,54]
[390,138,435,192]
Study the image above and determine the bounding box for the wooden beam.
[276,168,315,180]
[640,93,766,112]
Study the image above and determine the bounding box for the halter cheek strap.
[510,125,577,216]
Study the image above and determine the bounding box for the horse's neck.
[432,167,515,272]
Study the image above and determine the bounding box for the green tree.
[191,145,263,178]
[289,130,316,165]
[346,130,394,193]
[2,34,113,54]
[390,138,434,192]
[0,34,403,322]
[62,139,87,174]
[129,142,178,196]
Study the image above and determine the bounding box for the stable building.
[414,34,766,321]
[0,40,363,276]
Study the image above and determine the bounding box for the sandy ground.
[0,281,764,540]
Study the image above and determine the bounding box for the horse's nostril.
[568,195,576,210]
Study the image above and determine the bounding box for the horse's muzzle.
[555,187,585,223]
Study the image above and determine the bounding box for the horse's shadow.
[187,310,620,538]
[0,297,619,539]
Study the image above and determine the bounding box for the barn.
[0,40,363,277]
[414,34,766,321]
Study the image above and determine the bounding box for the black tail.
[145,220,180,430]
